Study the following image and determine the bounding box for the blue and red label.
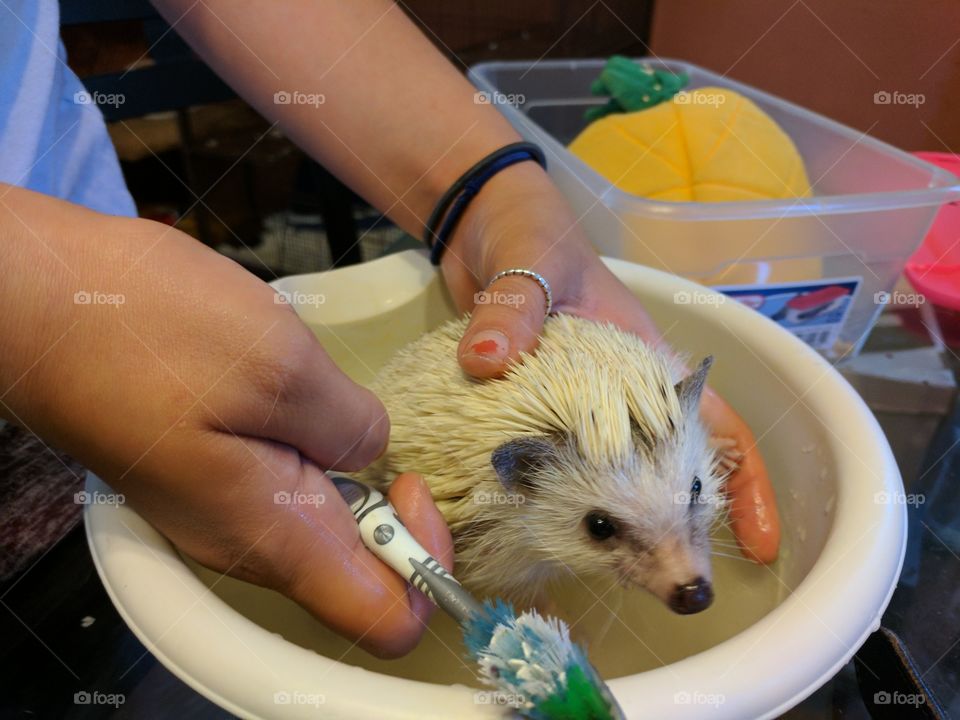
[712,278,861,350]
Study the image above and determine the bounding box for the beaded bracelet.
[425,142,546,265]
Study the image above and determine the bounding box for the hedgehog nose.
[668,577,713,614]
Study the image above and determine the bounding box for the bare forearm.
[151,0,524,236]
[0,184,130,427]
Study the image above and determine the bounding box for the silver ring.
[485,268,553,315]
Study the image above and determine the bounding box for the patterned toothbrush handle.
[330,476,484,624]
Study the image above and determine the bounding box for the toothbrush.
[332,475,625,720]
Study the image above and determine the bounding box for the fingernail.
[464,330,509,360]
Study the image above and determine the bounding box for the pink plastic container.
[904,152,960,345]
[905,153,960,311]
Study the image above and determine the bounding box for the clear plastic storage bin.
[469,58,960,359]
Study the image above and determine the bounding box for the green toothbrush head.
[463,600,624,720]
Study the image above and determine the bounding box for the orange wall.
[650,0,960,152]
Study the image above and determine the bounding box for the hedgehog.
[358,314,726,615]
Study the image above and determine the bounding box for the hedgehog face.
[612,413,723,614]
[490,357,723,614]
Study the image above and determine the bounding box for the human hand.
[0,186,453,656]
[436,163,780,563]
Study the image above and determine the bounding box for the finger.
[115,427,421,658]
[274,465,444,658]
[387,472,455,622]
[701,387,781,563]
[457,272,551,378]
[252,322,390,472]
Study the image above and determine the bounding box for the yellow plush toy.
[569,60,811,202]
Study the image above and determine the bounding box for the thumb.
[457,272,552,379]
[275,469,453,659]
[700,387,781,564]
[250,327,390,472]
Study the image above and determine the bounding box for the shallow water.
[188,535,785,685]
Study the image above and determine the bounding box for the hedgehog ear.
[491,436,558,495]
[674,356,714,414]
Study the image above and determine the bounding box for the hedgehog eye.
[689,477,702,506]
[584,512,617,541]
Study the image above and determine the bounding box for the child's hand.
[0,186,453,657]
[438,163,781,563]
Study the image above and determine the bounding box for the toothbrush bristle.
[463,600,622,720]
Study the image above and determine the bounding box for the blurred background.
[60,0,959,279]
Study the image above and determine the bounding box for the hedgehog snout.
[629,532,713,612]
[668,577,713,614]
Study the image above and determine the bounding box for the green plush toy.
[585,55,688,120]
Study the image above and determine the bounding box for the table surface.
[2,309,958,720]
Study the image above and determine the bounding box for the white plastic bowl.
[85,249,906,719]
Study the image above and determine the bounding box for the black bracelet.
[425,142,546,265]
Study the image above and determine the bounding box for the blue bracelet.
[426,142,546,265]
